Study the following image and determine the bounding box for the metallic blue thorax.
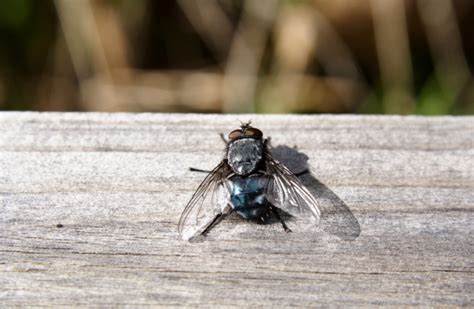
[229,174,269,219]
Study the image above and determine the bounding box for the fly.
[178,122,321,241]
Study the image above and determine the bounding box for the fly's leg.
[200,213,222,236]
[189,167,211,173]
[269,206,292,233]
[200,210,232,236]
[190,133,227,172]
[219,133,228,144]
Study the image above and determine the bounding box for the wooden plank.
[0,112,473,307]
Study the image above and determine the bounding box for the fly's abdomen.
[229,174,269,219]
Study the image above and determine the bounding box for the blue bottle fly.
[178,123,321,241]
[226,132,270,221]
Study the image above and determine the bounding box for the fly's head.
[227,123,264,176]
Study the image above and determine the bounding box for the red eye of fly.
[243,127,263,138]
[228,129,242,140]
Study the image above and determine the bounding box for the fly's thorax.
[227,138,263,175]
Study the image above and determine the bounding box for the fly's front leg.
[269,206,292,233]
[190,133,227,173]
[219,133,228,144]
[189,167,211,173]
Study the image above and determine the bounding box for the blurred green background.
[0,0,473,114]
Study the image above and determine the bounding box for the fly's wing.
[265,154,321,222]
[178,161,231,241]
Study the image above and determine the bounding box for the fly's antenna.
[240,120,252,131]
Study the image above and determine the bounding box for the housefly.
[178,123,321,241]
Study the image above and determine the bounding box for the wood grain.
[1,112,473,307]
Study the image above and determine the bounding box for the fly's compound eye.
[228,129,242,140]
[228,126,263,140]
[243,127,263,138]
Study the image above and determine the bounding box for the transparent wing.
[265,154,321,222]
[178,161,231,241]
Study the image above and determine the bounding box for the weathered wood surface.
[0,112,473,307]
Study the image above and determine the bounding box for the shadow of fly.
[178,122,321,241]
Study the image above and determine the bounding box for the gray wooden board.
[0,112,473,307]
